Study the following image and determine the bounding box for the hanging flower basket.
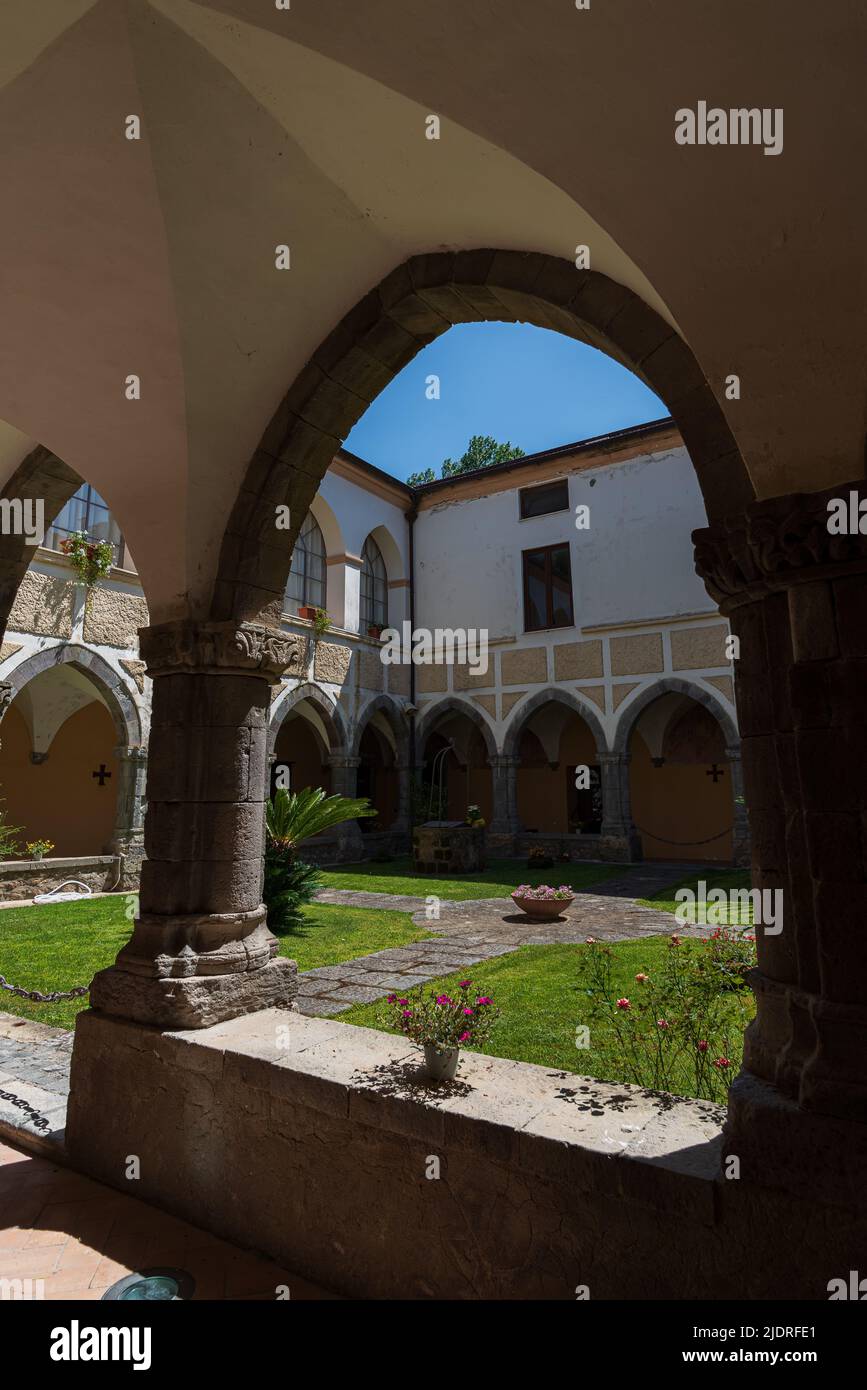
[60,532,114,588]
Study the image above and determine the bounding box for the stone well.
[412,823,486,875]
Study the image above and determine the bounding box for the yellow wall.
[629,730,733,862]
[517,718,598,833]
[0,702,119,856]
[273,717,332,796]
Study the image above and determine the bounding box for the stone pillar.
[88,620,304,1029]
[598,752,642,860]
[488,754,520,839]
[109,744,148,884]
[391,759,412,835]
[724,743,751,867]
[0,682,12,750]
[326,753,364,857]
[694,482,867,1204]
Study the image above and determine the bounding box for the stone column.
[694,482,867,1204]
[391,759,412,835]
[326,753,364,857]
[724,743,751,867]
[89,620,304,1029]
[0,682,13,751]
[488,754,520,839]
[598,752,642,860]
[109,744,148,884]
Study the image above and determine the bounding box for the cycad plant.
[263,787,375,934]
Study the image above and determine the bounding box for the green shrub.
[263,849,321,934]
[578,930,756,1104]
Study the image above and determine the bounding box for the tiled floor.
[0,1139,335,1300]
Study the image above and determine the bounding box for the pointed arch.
[415,695,498,763]
[268,679,350,755]
[502,685,608,758]
[611,675,739,754]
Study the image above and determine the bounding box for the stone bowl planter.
[511,893,574,921]
[423,1043,460,1081]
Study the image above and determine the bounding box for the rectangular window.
[519,478,569,520]
[522,543,574,631]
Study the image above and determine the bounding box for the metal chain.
[0,974,90,1003]
[631,824,734,847]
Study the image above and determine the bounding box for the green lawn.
[339,936,754,1101]
[0,896,428,1030]
[318,855,626,901]
[639,868,754,924]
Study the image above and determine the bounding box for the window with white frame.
[360,534,388,630]
[285,511,326,616]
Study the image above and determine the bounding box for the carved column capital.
[0,682,13,720]
[139,620,306,683]
[693,478,867,611]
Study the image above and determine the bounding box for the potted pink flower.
[383,980,500,1080]
[511,883,575,921]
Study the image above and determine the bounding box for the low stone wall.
[0,855,131,901]
[516,831,635,864]
[65,1009,866,1299]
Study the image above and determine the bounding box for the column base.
[89,956,298,1030]
[723,1068,867,1210]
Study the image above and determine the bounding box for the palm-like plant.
[265,786,375,855]
[263,787,375,935]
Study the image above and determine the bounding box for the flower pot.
[297,606,317,621]
[32,852,44,861]
[367,625,383,639]
[423,1043,460,1081]
[511,893,574,921]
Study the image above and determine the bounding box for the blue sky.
[343,322,667,482]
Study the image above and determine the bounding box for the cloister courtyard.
[0,0,863,1330]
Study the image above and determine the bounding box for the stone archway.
[502,687,608,839]
[210,250,753,628]
[0,643,145,860]
[0,447,82,639]
[611,674,738,755]
[610,676,743,865]
[351,695,411,836]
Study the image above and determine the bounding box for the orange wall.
[0,702,119,856]
[274,718,332,796]
[629,731,733,862]
[517,719,597,833]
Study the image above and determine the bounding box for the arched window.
[285,512,326,616]
[45,482,133,571]
[360,535,387,629]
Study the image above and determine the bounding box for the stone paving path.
[0,860,712,1144]
[299,860,703,1016]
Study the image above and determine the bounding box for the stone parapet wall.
[515,831,634,864]
[65,1008,867,1300]
[0,856,129,901]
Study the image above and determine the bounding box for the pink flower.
[616,998,631,1010]
[463,1007,474,1016]
[386,993,397,1004]
[459,1031,471,1042]
[713,1056,731,1070]
[697,1040,709,1052]
[435,994,452,1005]
[401,1009,413,1018]
[669,934,681,946]
[397,998,408,1007]
[476,996,492,1006]
[459,980,472,989]
[585,936,596,945]
[657,1018,669,1029]
[635,972,649,983]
